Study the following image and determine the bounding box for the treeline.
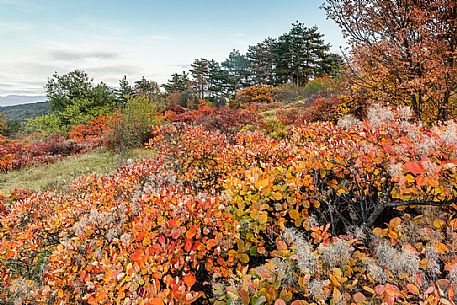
[161,21,342,104]
[19,22,340,136]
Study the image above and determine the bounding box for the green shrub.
[106,97,163,153]
[25,113,66,136]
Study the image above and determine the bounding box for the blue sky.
[0,0,346,97]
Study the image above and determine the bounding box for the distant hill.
[0,95,46,106]
[0,102,50,122]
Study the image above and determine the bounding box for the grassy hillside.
[0,101,50,122]
[0,147,153,196]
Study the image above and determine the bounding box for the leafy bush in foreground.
[0,105,456,304]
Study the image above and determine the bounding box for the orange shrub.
[232,85,274,108]
[69,115,111,146]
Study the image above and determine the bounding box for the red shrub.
[69,115,111,146]
[0,134,85,172]
[302,96,347,122]
[171,104,258,134]
[9,188,32,201]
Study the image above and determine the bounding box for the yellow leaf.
[239,253,250,264]
[433,219,445,230]
[259,212,268,224]
[329,274,341,287]
[372,227,384,236]
[333,287,342,299]
[434,242,449,254]
[337,188,347,195]
[405,174,415,183]
[363,286,375,295]
[289,209,300,221]
[272,192,283,200]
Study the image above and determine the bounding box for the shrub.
[1,104,456,304]
[106,97,163,153]
[171,104,258,134]
[302,96,350,122]
[69,115,111,147]
[25,113,66,136]
[271,84,301,103]
[302,77,334,97]
[232,85,274,108]
[0,134,85,172]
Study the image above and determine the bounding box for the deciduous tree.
[323,0,457,121]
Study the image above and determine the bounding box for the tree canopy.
[323,0,457,121]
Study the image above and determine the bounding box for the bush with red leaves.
[171,104,258,134]
[0,134,85,172]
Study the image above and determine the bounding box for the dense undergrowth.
[0,102,456,304]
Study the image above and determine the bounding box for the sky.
[0,0,347,98]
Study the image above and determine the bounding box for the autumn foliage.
[323,0,457,122]
[1,102,456,304]
[0,133,86,172]
[170,104,258,134]
[232,85,274,108]
[69,115,111,147]
[2,1,455,302]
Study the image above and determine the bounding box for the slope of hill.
[0,101,50,122]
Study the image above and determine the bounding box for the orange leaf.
[131,249,144,264]
[416,175,427,186]
[385,284,401,297]
[353,292,366,303]
[406,284,420,295]
[146,298,164,305]
[434,242,449,254]
[403,162,424,175]
[186,225,197,239]
[183,273,196,288]
[185,238,193,252]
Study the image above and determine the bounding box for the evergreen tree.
[116,75,134,106]
[246,38,276,86]
[276,23,334,86]
[45,70,95,112]
[221,50,251,95]
[190,59,211,99]
[134,77,161,100]
[207,61,231,104]
[163,71,190,93]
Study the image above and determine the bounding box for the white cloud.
[0,0,43,10]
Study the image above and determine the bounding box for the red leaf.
[403,161,425,175]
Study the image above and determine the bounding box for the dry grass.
[0,147,154,195]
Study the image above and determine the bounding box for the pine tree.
[163,71,190,94]
[246,38,276,86]
[116,75,134,106]
[133,77,161,100]
[221,50,251,95]
[190,59,211,99]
